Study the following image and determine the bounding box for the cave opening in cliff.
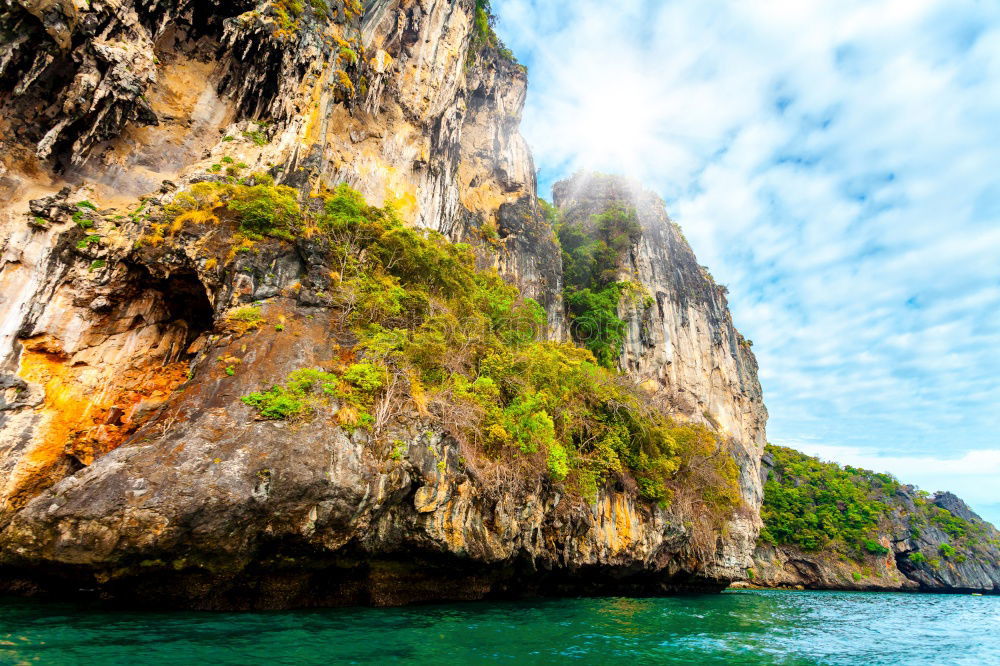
[136,268,215,350]
[159,271,214,348]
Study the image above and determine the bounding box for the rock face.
[750,448,1000,593]
[553,174,767,578]
[0,0,763,608]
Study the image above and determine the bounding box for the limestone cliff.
[552,174,767,579]
[748,445,1000,593]
[0,0,764,608]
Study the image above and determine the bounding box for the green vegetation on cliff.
[552,201,642,368]
[143,175,302,246]
[759,444,898,555]
[760,444,995,564]
[906,495,996,565]
[168,181,740,515]
[467,0,520,68]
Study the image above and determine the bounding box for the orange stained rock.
[4,344,80,511]
[613,494,636,553]
[301,70,328,149]
[595,493,636,556]
[5,336,190,512]
[441,499,468,552]
[457,161,515,223]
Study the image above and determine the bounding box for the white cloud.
[495,0,1000,519]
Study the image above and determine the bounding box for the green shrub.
[319,183,369,228]
[547,441,569,481]
[164,179,303,243]
[538,197,561,225]
[73,210,94,228]
[468,0,495,59]
[389,439,407,461]
[559,203,641,288]
[852,572,863,582]
[242,367,339,420]
[227,183,302,239]
[228,305,264,324]
[908,552,928,564]
[242,387,307,419]
[343,362,387,394]
[243,129,268,146]
[501,392,556,454]
[466,0,518,66]
[376,228,476,298]
[927,506,979,541]
[940,543,956,558]
[340,47,358,65]
[864,539,890,555]
[242,362,388,430]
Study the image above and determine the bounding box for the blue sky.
[492,0,1000,524]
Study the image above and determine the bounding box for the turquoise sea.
[0,590,996,664]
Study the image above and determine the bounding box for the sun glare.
[563,72,660,176]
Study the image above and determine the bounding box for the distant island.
[749,445,1000,592]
